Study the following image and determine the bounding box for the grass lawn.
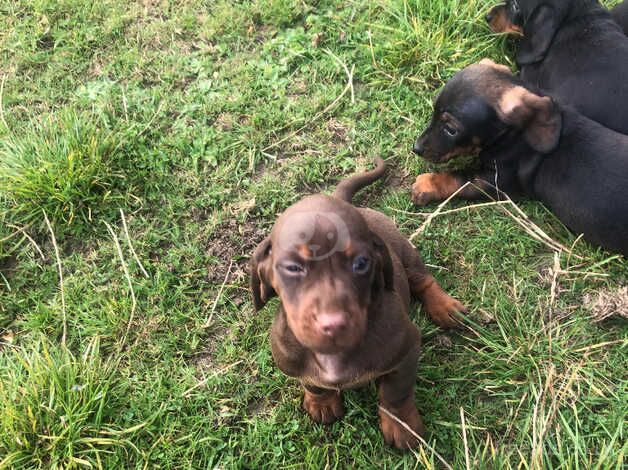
[0,0,626,467]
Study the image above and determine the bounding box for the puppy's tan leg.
[411,172,488,206]
[389,221,467,328]
[410,272,467,328]
[302,385,344,424]
[377,350,425,450]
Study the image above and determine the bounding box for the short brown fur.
[250,158,466,449]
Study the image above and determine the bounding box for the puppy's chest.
[307,354,388,390]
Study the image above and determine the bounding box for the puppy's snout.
[317,312,348,337]
[413,138,425,156]
[485,9,495,24]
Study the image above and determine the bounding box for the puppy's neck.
[480,128,528,163]
[313,353,348,386]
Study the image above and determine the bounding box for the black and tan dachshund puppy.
[251,158,465,449]
[612,0,628,34]
[486,0,628,134]
[412,59,628,255]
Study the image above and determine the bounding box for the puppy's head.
[250,195,393,354]
[486,0,579,64]
[413,59,562,163]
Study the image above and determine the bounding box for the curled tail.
[332,157,386,203]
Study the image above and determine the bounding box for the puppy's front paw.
[422,284,467,329]
[379,398,426,450]
[302,389,344,424]
[411,173,440,206]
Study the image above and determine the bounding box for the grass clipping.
[584,286,628,322]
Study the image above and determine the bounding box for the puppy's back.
[612,1,628,35]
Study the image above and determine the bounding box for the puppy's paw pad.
[411,174,439,206]
[379,403,426,450]
[303,391,344,424]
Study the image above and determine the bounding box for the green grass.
[0,337,151,468]
[0,0,626,468]
[0,110,126,233]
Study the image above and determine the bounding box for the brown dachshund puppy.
[412,59,628,255]
[250,158,466,449]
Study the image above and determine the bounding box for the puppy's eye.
[352,255,370,274]
[283,263,305,275]
[443,123,458,137]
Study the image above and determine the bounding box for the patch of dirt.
[545,308,576,322]
[583,287,628,322]
[433,334,453,349]
[0,329,15,350]
[131,313,162,346]
[36,31,54,50]
[172,74,196,91]
[213,113,236,132]
[187,323,231,373]
[287,78,308,99]
[206,217,267,291]
[141,0,167,18]
[311,31,324,48]
[326,118,348,144]
[250,24,277,44]
[246,389,281,417]
[212,111,250,132]
[382,160,412,190]
[88,57,105,78]
[191,350,216,372]
[0,254,18,277]
[476,308,495,325]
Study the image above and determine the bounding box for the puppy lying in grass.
[411,59,628,255]
[250,158,466,449]
[485,0,628,135]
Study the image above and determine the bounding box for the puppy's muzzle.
[316,311,348,338]
[413,138,425,156]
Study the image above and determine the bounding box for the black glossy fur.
[612,0,628,34]
[413,62,628,255]
[487,0,628,135]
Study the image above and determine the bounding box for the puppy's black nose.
[413,140,424,155]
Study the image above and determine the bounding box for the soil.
[584,286,628,322]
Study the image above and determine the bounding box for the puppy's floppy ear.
[496,86,562,153]
[517,4,566,65]
[371,233,394,292]
[249,236,276,311]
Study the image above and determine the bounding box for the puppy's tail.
[333,157,386,203]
